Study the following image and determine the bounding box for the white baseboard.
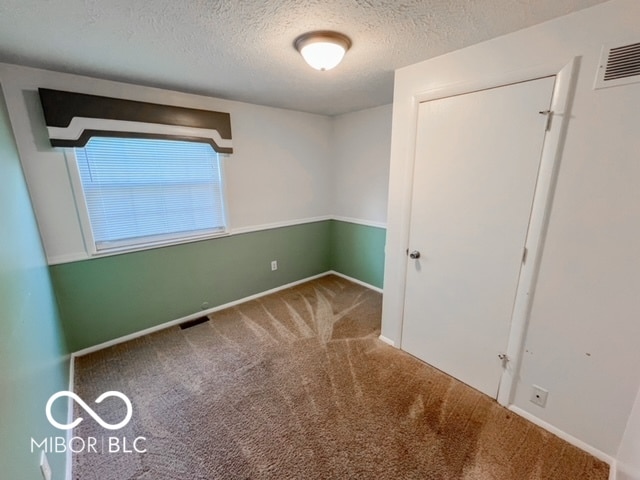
[65,355,75,480]
[73,270,384,358]
[378,335,396,347]
[508,405,616,475]
[73,272,335,357]
[328,270,383,293]
[609,461,619,480]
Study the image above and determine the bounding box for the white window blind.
[75,137,226,252]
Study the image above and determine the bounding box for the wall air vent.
[595,41,640,89]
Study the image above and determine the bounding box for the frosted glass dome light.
[294,31,352,71]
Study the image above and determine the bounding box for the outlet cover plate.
[530,385,549,407]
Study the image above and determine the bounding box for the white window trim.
[64,147,230,257]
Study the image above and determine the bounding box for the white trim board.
[332,216,387,229]
[229,215,332,235]
[48,215,387,266]
[508,405,617,477]
[72,270,381,357]
[48,117,232,150]
[497,58,580,408]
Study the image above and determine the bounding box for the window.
[70,137,227,254]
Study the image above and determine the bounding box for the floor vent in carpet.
[179,316,210,330]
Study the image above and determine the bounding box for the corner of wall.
[0,80,71,480]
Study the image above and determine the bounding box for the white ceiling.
[0,0,608,116]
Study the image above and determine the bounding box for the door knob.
[409,250,421,259]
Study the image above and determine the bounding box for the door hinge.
[522,247,528,264]
[539,109,553,131]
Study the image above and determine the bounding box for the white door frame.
[393,57,579,406]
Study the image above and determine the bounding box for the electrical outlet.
[40,450,52,480]
[271,260,278,271]
[530,385,549,407]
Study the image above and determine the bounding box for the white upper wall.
[0,64,334,264]
[331,104,392,227]
[383,0,640,458]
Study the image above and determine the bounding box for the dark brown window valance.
[38,88,233,154]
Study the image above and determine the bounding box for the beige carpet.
[73,274,608,479]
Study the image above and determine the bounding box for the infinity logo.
[46,391,133,431]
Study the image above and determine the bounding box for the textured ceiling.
[0,0,608,115]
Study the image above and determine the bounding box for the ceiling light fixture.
[294,31,352,71]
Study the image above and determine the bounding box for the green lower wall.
[51,222,331,352]
[0,88,69,479]
[329,220,386,289]
[50,219,386,353]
